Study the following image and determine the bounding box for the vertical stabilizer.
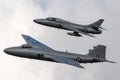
[93,19,104,27]
[88,45,106,59]
[88,19,104,29]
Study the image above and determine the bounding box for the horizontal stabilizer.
[94,58,116,63]
[104,59,116,63]
[99,27,108,31]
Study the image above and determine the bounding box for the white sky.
[0,0,120,80]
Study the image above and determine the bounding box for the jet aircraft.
[4,35,115,68]
[34,17,106,37]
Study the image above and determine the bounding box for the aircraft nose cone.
[33,19,42,23]
[4,48,14,54]
[33,19,46,24]
[4,48,9,53]
[33,19,37,23]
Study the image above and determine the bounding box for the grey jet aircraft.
[4,34,115,68]
[34,17,107,37]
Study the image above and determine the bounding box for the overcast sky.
[0,0,120,80]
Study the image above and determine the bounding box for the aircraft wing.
[60,24,96,37]
[76,30,96,37]
[22,34,54,51]
[51,55,85,68]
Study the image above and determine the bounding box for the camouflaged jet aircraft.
[4,35,115,68]
[34,17,106,37]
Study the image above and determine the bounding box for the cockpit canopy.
[46,17,57,21]
[21,44,32,48]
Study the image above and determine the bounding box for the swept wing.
[60,24,96,37]
[22,34,54,51]
[51,55,85,68]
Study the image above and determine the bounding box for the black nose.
[4,48,13,54]
[4,49,8,53]
[33,19,37,22]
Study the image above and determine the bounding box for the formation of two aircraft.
[4,17,115,68]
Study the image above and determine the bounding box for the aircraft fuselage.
[4,47,98,64]
[34,18,102,34]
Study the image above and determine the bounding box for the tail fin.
[93,19,104,27]
[88,19,104,28]
[87,45,106,59]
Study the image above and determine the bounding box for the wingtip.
[80,66,85,69]
[21,34,26,37]
[21,34,30,38]
[77,66,85,69]
[78,64,85,69]
[82,67,86,69]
